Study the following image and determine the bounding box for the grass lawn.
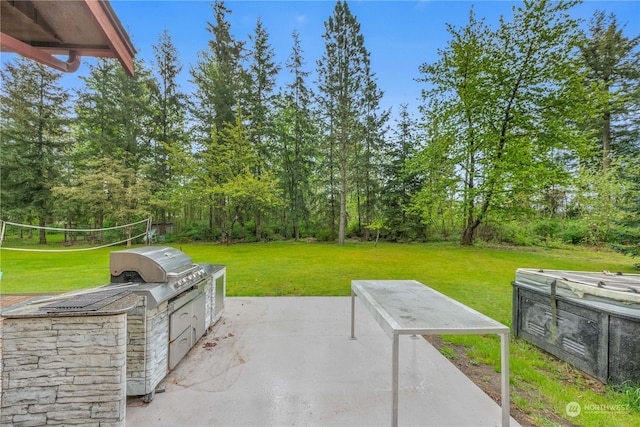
[1,241,638,426]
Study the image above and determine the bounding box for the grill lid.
[110,246,195,283]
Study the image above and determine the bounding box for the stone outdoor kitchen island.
[1,246,226,426]
[0,290,138,427]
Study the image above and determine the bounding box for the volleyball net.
[0,217,152,252]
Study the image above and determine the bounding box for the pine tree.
[150,29,188,234]
[381,105,424,241]
[190,0,246,231]
[247,17,280,168]
[191,0,245,138]
[274,30,317,239]
[580,11,640,170]
[76,59,154,171]
[246,17,281,240]
[0,57,70,244]
[355,52,388,240]
[317,0,371,245]
[74,58,155,228]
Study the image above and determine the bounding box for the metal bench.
[350,279,510,427]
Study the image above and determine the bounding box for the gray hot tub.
[512,269,640,385]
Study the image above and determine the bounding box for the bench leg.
[392,333,399,427]
[350,289,357,339]
[501,332,510,426]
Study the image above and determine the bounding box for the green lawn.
[1,241,638,426]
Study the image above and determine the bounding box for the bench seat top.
[351,280,508,338]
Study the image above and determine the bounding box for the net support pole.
[146,217,152,246]
[0,220,6,248]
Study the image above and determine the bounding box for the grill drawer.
[169,327,192,370]
[168,292,207,370]
[170,301,193,340]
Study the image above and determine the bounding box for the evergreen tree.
[190,0,246,231]
[274,30,317,239]
[247,17,280,168]
[580,11,640,170]
[74,58,155,228]
[191,0,245,138]
[150,29,189,234]
[573,11,639,244]
[198,113,278,244]
[382,105,424,241]
[317,0,371,245]
[52,157,151,247]
[354,53,388,240]
[0,57,70,243]
[246,17,281,240]
[76,58,154,171]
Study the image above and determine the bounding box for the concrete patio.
[126,297,520,426]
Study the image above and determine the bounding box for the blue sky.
[5,1,640,115]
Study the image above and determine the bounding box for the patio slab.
[126,297,520,426]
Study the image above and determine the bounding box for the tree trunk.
[209,201,214,231]
[603,108,611,171]
[39,216,47,245]
[126,226,132,248]
[339,159,347,245]
[338,126,348,245]
[461,223,475,246]
[255,210,262,242]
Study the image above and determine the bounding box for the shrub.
[559,220,587,244]
[176,222,220,242]
[315,229,334,242]
[533,219,561,240]
[478,221,539,246]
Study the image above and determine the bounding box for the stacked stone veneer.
[1,313,129,427]
[125,299,169,397]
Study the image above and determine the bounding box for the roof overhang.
[1,0,136,76]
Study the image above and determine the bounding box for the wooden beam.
[81,0,135,76]
[0,32,80,73]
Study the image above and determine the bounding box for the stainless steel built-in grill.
[104,246,226,401]
[110,246,215,309]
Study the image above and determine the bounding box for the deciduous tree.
[418,0,591,245]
